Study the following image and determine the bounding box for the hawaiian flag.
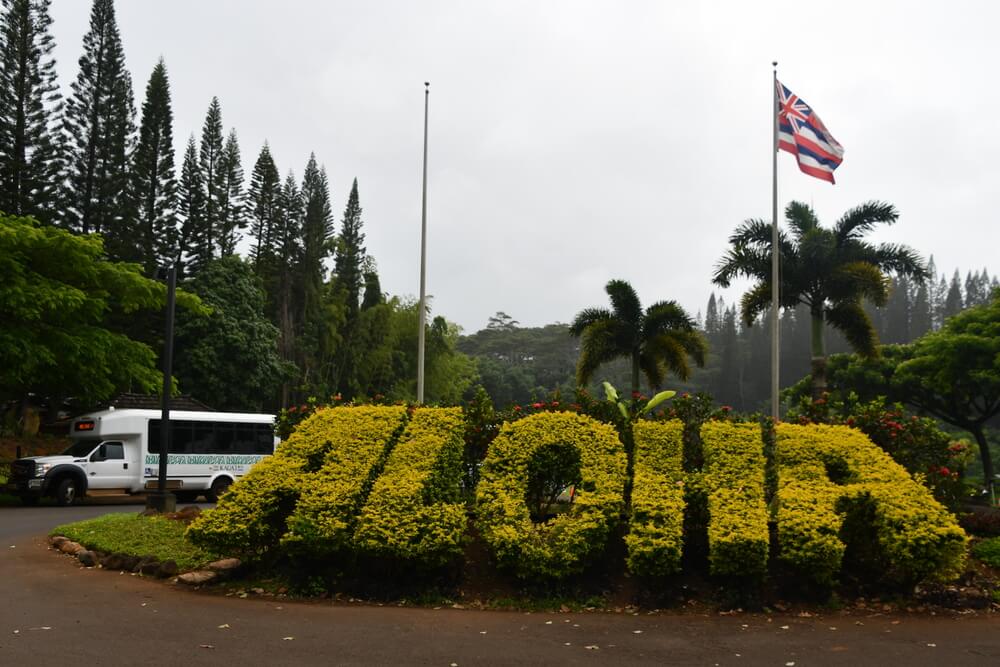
[776,81,844,183]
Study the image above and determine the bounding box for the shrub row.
[775,423,968,586]
[476,412,627,579]
[625,420,686,577]
[354,407,468,567]
[701,421,770,577]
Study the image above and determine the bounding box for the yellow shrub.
[702,421,769,577]
[626,420,686,577]
[476,412,627,579]
[353,408,467,567]
[278,406,408,555]
[775,423,968,585]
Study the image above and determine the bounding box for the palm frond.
[828,261,890,307]
[834,201,898,244]
[569,307,613,337]
[872,243,930,281]
[576,321,627,386]
[740,282,772,326]
[642,300,696,338]
[824,301,879,358]
[605,279,643,326]
[785,201,819,241]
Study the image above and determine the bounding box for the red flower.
[632,391,642,400]
[513,405,522,412]
[721,406,732,412]
[551,401,560,407]
[333,393,342,401]
[939,466,951,477]
[288,406,298,413]
[531,402,544,409]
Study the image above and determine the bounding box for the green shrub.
[701,421,769,578]
[353,408,467,567]
[775,423,968,587]
[281,405,409,555]
[972,537,1000,568]
[625,420,686,577]
[476,412,627,579]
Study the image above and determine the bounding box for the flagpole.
[771,62,780,421]
[417,82,429,404]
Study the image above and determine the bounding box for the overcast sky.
[49,1,999,333]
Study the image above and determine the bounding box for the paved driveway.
[1,504,998,666]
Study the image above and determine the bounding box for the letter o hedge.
[475,412,627,579]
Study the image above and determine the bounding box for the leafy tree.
[176,134,206,276]
[713,201,927,399]
[217,129,244,256]
[569,279,706,395]
[198,96,224,252]
[129,58,176,274]
[173,256,293,411]
[894,290,1000,497]
[487,311,519,332]
[0,0,61,222]
[0,213,201,406]
[61,0,134,235]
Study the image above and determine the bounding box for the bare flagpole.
[417,82,430,404]
[771,62,780,421]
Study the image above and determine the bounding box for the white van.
[5,408,277,506]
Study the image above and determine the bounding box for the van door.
[86,441,131,489]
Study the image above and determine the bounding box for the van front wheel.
[54,477,79,506]
[207,477,232,503]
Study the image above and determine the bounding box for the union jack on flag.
[776,81,844,183]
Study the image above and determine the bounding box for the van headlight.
[35,462,52,477]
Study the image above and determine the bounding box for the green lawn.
[52,513,220,571]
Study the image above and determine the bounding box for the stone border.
[47,534,241,586]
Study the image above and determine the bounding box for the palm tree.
[570,279,706,395]
[713,201,928,400]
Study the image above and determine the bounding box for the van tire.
[207,477,232,503]
[54,477,79,506]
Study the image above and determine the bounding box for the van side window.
[98,442,124,460]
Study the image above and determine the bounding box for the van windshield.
[62,439,101,458]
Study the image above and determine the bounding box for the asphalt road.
[1,501,999,666]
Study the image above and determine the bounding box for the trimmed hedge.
[626,420,686,577]
[189,406,408,559]
[701,421,769,577]
[775,423,967,586]
[187,453,305,559]
[281,405,409,555]
[476,412,627,579]
[353,407,467,567]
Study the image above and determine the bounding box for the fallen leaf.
[786,662,795,666]
[283,636,295,641]
[545,621,552,625]
[564,642,571,646]
[13,630,19,634]
[926,643,936,648]
[217,624,230,629]
[632,630,643,634]
[780,625,790,630]
[199,644,215,649]
[479,631,487,635]
[585,645,599,650]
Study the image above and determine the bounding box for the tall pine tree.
[61,0,134,235]
[943,269,964,321]
[0,0,61,222]
[217,129,244,256]
[332,178,367,396]
[177,134,206,276]
[198,96,224,253]
[296,154,334,394]
[247,142,280,270]
[129,58,177,274]
[274,171,303,406]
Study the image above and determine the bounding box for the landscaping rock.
[59,541,84,555]
[158,560,179,578]
[206,558,242,575]
[136,556,160,576]
[77,550,98,567]
[49,536,68,548]
[178,570,218,586]
[102,553,125,570]
[139,509,159,517]
[121,555,141,572]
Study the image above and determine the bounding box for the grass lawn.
[52,513,219,571]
